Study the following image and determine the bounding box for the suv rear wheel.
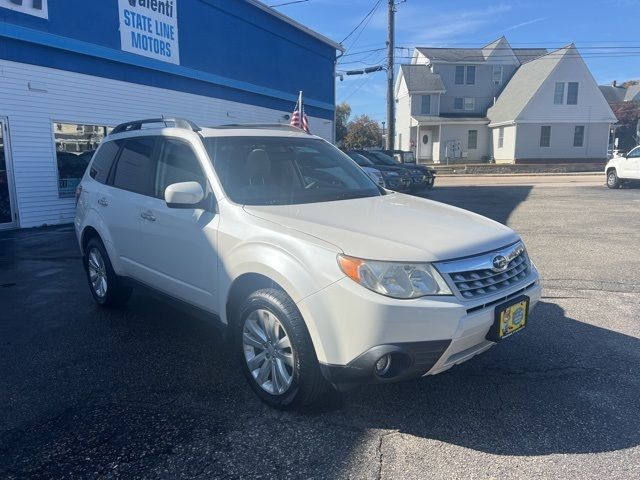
[84,237,132,307]
[607,169,621,189]
[235,288,328,409]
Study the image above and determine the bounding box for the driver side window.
[154,138,207,199]
[628,147,640,158]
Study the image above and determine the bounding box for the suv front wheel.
[235,288,328,409]
[607,169,621,189]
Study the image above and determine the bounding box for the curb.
[436,172,604,178]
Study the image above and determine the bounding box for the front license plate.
[486,295,529,342]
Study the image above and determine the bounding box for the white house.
[395,37,617,164]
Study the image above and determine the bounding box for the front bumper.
[297,269,541,385]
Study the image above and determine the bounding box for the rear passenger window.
[154,138,206,198]
[112,137,156,196]
[89,141,119,184]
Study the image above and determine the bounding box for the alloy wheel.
[87,248,108,298]
[242,308,294,395]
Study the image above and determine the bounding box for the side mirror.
[165,181,205,209]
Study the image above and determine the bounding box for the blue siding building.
[0,0,341,228]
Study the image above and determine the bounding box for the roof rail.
[212,123,308,133]
[111,117,201,135]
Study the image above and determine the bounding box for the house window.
[463,97,475,111]
[492,66,503,86]
[421,95,431,115]
[454,97,463,110]
[468,130,478,150]
[540,126,551,147]
[567,82,579,105]
[53,122,111,197]
[466,66,476,85]
[554,82,565,104]
[455,66,465,85]
[573,125,585,147]
[498,127,504,149]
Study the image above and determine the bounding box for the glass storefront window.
[54,122,111,197]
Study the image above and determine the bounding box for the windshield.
[204,136,381,205]
[347,152,375,167]
[367,151,399,166]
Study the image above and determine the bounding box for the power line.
[269,0,309,7]
[340,0,383,44]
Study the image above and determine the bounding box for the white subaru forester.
[75,118,541,409]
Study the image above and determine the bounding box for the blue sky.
[273,0,640,123]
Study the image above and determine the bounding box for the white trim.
[246,0,344,51]
[0,117,18,228]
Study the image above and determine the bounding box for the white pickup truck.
[606,146,640,188]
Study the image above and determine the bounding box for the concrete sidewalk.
[435,173,605,187]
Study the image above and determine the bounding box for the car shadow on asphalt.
[2,286,639,478]
[417,185,534,225]
[304,299,640,457]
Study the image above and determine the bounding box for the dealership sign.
[118,0,180,65]
[0,0,48,18]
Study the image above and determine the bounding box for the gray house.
[395,37,616,164]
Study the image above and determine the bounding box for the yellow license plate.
[497,299,528,339]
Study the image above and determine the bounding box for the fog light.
[375,354,392,376]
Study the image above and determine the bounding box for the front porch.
[410,116,491,165]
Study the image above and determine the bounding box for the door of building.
[0,118,17,229]
[419,129,433,160]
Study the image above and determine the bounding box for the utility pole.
[386,0,395,150]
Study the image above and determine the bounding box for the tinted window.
[347,152,375,167]
[89,141,119,184]
[112,137,156,196]
[204,137,380,206]
[155,138,206,198]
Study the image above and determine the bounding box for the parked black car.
[354,150,435,191]
[345,151,411,192]
[381,149,417,165]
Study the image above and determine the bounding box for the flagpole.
[299,91,303,129]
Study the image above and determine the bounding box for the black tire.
[235,288,329,409]
[83,237,132,307]
[607,169,621,189]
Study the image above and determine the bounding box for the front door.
[419,129,433,161]
[136,137,219,312]
[625,146,640,179]
[0,118,17,229]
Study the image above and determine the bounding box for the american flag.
[290,91,310,133]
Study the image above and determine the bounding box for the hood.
[243,193,519,262]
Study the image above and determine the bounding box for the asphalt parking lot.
[1,177,639,479]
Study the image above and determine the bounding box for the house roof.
[513,49,549,64]
[487,45,574,124]
[599,85,627,103]
[398,65,446,92]
[415,37,546,64]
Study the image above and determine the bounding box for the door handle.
[97,197,108,207]
[140,210,156,222]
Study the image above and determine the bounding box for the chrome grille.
[436,243,531,300]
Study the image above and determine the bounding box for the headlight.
[338,255,452,299]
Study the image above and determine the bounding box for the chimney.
[612,80,617,87]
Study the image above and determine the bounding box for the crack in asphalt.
[376,431,399,480]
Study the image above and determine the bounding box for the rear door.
[101,136,158,278]
[135,137,219,311]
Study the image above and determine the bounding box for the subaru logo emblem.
[492,255,508,272]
